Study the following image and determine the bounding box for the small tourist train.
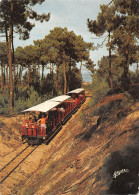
[21,88,85,145]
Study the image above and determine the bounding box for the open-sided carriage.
[21,88,85,145]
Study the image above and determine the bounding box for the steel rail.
[0,146,38,183]
[0,146,29,173]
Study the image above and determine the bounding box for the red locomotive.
[21,88,85,145]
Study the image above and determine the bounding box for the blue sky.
[1,0,111,81]
[13,0,110,64]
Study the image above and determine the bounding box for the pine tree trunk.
[68,56,72,92]
[13,63,15,86]
[121,30,131,90]
[19,65,22,86]
[28,64,31,85]
[52,63,54,74]
[3,64,6,86]
[136,63,139,72]
[5,21,8,43]
[50,63,52,74]
[12,26,14,64]
[56,64,59,91]
[38,65,40,75]
[6,64,9,87]
[109,46,113,89]
[42,64,44,81]
[108,31,113,89]
[16,64,19,86]
[1,62,4,89]
[63,50,67,95]
[80,60,82,74]
[16,63,19,82]
[121,52,130,90]
[5,20,9,88]
[8,0,14,113]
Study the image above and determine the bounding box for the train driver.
[75,97,78,106]
[38,114,48,131]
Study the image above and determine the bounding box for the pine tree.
[0,42,7,89]
[87,4,120,89]
[0,0,50,112]
[112,0,139,89]
[88,0,138,90]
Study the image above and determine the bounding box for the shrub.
[129,71,139,84]
[0,89,9,115]
[0,108,9,115]
[13,86,41,114]
[120,91,134,109]
[91,91,134,124]
[0,85,56,115]
[91,77,110,105]
[0,89,9,107]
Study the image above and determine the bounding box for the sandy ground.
[0,95,138,195]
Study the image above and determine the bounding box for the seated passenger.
[23,118,28,128]
[29,117,33,125]
[60,107,65,118]
[79,94,83,101]
[60,107,65,112]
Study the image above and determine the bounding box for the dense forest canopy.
[0,0,138,114]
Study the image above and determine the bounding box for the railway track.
[0,145,38,183]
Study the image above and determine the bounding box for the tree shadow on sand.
[74,124,99,141]
[96,122,139,195]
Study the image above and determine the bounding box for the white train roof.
[22,100,60,113]
[51,95,70,102]
[22,95,70,113]
[68,88,84,94]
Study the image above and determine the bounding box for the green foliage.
[0,108,9,115]
[52,65,82,94]
[0,42,7,63]
[13,27,92,98]
[0,0,50,40]
[23,68,40,91]
[0,90,9,115]
[129,71,139,84]
[40,73,55,95]
[120,91,134,108]
[13,86,41,114]
[91,74,110,105]
[40,27,93,94]
[68,67,82,91]
[97,55,123,87]
[0,86,43,115]
[86,70,135,125]
[88,0,138,90]
[90,91,134,124]
[0,89,9,107]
